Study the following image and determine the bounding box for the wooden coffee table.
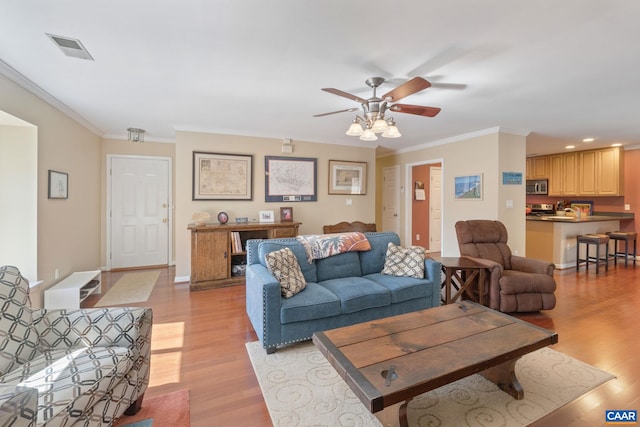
[312,302,558,427]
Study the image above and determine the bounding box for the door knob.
[161,203,168,208]
[162,218,168,223]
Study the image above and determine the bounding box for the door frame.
[106,154,173,271]
[404,158,444,249]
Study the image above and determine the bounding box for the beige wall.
[0,74,101,308]
[376,128,527,257]
[174,131,376,281]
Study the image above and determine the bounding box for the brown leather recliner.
[455,220,556,313]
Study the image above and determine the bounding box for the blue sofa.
[245,232,441,353]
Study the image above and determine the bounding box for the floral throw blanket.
[296,232,371,263]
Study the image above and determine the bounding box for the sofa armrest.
[511,255,555,276]
[245,264,283,350]
[0,385,38,426]
[423,258,442,307]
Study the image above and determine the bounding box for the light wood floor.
[88,262,640,427]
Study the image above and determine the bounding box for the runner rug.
[246,341,615,427]
[112,389,190,427]
[94,270,161,307]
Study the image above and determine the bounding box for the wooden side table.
[430,256,488,306]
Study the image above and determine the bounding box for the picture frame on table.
[328,160,367,195]
[280,207,293,222]
[265,156,317,202]
[48,170,68,199]
[192,151,253,201]
[259,210,275,223]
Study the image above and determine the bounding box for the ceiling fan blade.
[382,77,431,102]
[313,107,359,117]
[389,104,441,117]
[321,88,367,104]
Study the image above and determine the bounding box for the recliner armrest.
[511,255,555,276]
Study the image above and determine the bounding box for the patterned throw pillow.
[265,248,307,298]
[382,242,426,278]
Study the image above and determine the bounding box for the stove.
[527,203,555,216]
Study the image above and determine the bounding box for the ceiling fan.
[314,76,441,141]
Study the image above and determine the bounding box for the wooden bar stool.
[576,234,610,274]
[607,231,637,267]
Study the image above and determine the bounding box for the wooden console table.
[188,221,300,290]
[430,255,488,306]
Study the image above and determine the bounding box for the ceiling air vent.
[46,33,94,61]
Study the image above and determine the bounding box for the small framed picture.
[454,174,483,200]
[259,210,275,223]
[280,207,293,222]
[48,170,68,199]
[329,160,367,195]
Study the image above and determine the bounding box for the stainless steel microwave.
[526,179,548,195]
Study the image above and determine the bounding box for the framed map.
[265,156,317,202]
[192,152,253,200]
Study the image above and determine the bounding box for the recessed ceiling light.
[612,143,622,147]
[565,145,575,149]
[582,138,595,142]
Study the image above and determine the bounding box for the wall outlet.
[625,204,631,211]
[54,269,60,280]
[346,198,352,206]
[416,234,421,241]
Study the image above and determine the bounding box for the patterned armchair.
[0,265,152,426]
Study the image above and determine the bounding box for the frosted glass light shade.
[359,128,378,141]
[346,122,364,136]
[372,119,389,133]
[382,125,401,138]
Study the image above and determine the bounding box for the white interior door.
[382,166,400,235]
[109,156,170,269]
[429,166,442,252]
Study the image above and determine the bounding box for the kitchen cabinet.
[578,147,624,196]
[526,156,548,179]
[548,152,577,196]
[188,221,301,290]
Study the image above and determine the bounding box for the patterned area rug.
[113,389,190,427]
[94,270,161,307]
[246,341,615,427]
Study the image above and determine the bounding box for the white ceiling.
[2,1,640,156]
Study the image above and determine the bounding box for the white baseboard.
[174,275,190,283]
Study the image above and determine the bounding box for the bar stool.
[606,231,637,267]
[576,234,610,274]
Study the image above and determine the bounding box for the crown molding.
[0,59,103,135]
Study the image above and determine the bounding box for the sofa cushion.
[316,252,362,282]
[0,346,132,424]
[258,241,317,283]
[280,283,341,324]
[359,233,401,275]
[319,277,391,314]
[265,248,307,298]
[382,242,426,278]
[364,273,432,303]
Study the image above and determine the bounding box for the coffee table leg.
[374,399,411,427]
[480,358,524,400]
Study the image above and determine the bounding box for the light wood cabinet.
[188,221,301,290]
[526,156,549,179]
[548,147,623,197]
[548,152,577,196]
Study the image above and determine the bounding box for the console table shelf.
[45,270,102,309]
[188,221,301,291]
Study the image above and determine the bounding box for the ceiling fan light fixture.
[382,123,401,138]
[372,118,389,133]
[345,120,364,136]
[359,128,378,141]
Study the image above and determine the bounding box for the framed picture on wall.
[48,170,68,199]
[192,152,253,200]
[454,174,483,200]
[265,156,317,202]
[328,160,367,195]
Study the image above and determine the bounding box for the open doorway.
[406,160,442,253]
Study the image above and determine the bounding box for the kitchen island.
[526,214,634,269]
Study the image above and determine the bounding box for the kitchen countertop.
[526,213,634,223]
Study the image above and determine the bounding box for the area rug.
[246,341,615,427]
[112,389,190,427]
[94,270,161,306]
